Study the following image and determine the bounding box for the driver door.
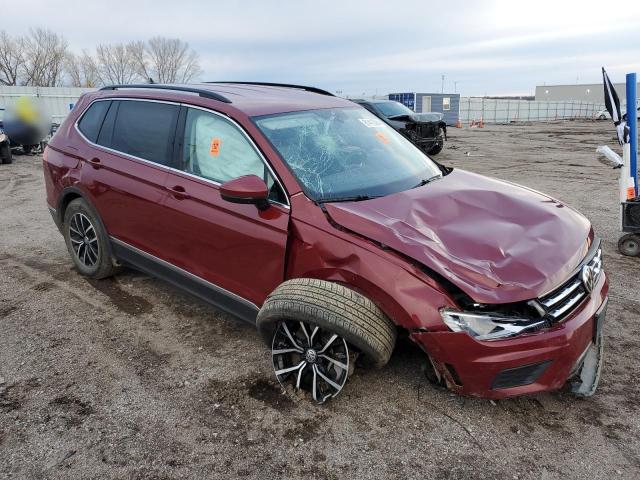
[159,106,290,309]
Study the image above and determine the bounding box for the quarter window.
[77,101,110,142]
[110,100,179,165]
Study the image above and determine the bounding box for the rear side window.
[77,101,110,142]
[110,100,179,165]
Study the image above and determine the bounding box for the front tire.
[618,233,640,257]
[63,198,118,279]
[258,279,397,402]
[426,142,444,155]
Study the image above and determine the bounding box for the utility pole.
[454,81,459,93]
[441,75,445,93]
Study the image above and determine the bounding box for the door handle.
[88,157,101,169]
[166,185,190,200]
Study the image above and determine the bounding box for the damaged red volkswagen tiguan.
[43,82,608,403]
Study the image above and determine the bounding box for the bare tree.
[131,37,201,84]
[0,31,24,86]
[65,51,100,87]
[95,43,140,85]
[21,28,68,86]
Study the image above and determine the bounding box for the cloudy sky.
[3,0,640,96]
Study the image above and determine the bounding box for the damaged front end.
[390,115,447,156]
[413,244,608,399]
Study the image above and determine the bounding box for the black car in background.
[353,99,446,155]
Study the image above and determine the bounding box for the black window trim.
[95,100,119,149]
[73,97,290,209]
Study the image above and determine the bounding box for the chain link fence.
[459,97,606,124]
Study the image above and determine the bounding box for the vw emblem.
[581,265,596,293]
[305,349,318,364]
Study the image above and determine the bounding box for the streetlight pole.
[441,75,445,94]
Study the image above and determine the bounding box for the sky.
[3,0,640,96]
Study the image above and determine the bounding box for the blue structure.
[388,92,460,126]
[627,73,638,196]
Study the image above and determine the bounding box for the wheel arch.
[283,263,454,334]
[57,187,84,224]
[288,268,414,329]
[56,187,111,242]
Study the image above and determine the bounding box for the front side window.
[255,107,442,202]
[110,100,179,165]
[182,108,267,185]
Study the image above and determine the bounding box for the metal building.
[388,92,460,125]
[535,82,640,105]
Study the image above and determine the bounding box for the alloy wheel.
[68,212,99,267]
[272,321,349,403]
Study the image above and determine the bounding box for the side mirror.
[220,175,270,210]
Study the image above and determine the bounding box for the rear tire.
[63,198,118,279]
[258,278,397,369]
[0,142,12,164]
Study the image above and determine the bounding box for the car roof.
[95,82,356,117]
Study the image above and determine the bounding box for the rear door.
[160,105,290,306]
[77,98,180,257]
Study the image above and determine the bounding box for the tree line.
[0,28,202,87]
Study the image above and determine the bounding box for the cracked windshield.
[255,107,442,201]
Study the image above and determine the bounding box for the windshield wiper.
[317,194,380,204]
[412,175,442,189]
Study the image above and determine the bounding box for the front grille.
[537,245,602,322]
[415,122,438,139]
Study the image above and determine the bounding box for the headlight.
[440,308,545,341]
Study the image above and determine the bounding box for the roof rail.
[99,84,232,103]
[206,81,335,97]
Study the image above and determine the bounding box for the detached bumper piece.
[569,298,607,397]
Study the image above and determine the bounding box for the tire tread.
[258,278,396,368]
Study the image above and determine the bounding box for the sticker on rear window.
[359,118,384,128]
[210,138,221,156]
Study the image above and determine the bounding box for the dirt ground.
[1,120,639,479]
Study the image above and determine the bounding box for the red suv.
[43,82,608,403]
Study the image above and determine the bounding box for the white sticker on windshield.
[358,118,384,128]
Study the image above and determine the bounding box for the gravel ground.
[1,120,639,479]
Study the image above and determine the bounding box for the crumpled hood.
[325,169,591,304]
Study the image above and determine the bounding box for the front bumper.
[411,273,609,399]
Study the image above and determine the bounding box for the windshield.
[374,101,415,118]
[254,107,442,201]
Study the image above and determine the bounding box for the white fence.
[459,97,606,124]
[0,86,95,123]
[0,88,609,126]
